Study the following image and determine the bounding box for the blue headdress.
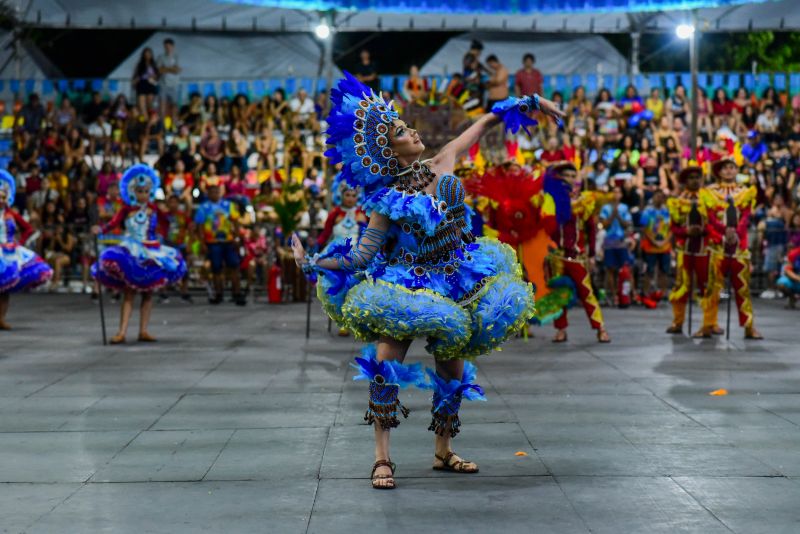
[120,164,160,206]
[324,72,399,197]
[0,169,16,205]
[331,171,364,207]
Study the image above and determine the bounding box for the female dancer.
[292,73,562,489]
[316,178,368,336]
[0,170,52,329]
[91,165,186,343]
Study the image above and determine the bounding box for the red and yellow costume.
[666,177,721,333]
[705,165,760,337]
[538,168,604,333]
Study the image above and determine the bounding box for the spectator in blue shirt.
[741,130,767,164]
[599,185,632,305]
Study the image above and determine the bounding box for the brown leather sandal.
[433,451,479,473]
[552,331,568,343]
[597,329,611,343]
[109,333,126,344]
[371,459,396,490]
[665,325,682,334]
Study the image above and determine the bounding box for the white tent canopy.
[0,31,59,79]
[421,33,629,77]
[108,31,339,80]
[17,0,800,32]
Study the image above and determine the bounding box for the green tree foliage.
[724,32,800,71]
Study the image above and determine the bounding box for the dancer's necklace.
[396,160,435,193]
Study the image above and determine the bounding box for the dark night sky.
[25,28,790,78]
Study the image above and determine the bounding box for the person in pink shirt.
[96,161,119,198]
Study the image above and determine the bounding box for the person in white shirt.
[157,38,181,122]
[289,88,315,128]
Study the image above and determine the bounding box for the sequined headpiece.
[120,164,160,206]
[0,169,15,205]
[325,72,400,195]
[331,171,363,206]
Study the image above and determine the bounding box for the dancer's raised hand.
[291,233,307,268]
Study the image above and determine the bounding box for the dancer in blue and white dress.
[291,73,564,489]
[91,164,186,344]
[0,169,52,329]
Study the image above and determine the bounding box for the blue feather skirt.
[91,237,187,292]
[0,244,53,293]
[317,237,535,360]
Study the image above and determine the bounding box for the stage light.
[315,21,330,39]
[675,24,695,39]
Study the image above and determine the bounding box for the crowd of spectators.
[5,36,800,306]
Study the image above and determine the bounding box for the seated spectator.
[742,130,768,164]
[255,127,277,174]
[270,89,290,131]
[289,88,315,129]
[756,105,780,144]
[758,194,790,298]
[43,224,75,292]
[83,91,108,125]
[645,88,664,121]
[199,123,225,170]
[141,110,166,159]
[96,161,119,198]
[540,137,565,163]
[777,235,800,308]
[403,65,428,102]
[164,159,195,205]
[225,128,249,173]
[231,93,254,134]
[88,112,112,155]
[63,127,86,171]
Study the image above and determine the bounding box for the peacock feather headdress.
[324,72,400,196]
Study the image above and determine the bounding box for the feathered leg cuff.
[423,362,487,438]
[351,344,426,430]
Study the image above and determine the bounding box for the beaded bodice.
[125,207,159,243]
[385,167,475,276]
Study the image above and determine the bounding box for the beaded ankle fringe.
[365,375,410,430]
[428,410,461,438]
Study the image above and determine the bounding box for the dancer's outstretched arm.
[292,212,390,271]
[432,94,565,170]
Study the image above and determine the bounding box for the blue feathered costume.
[309,73,538,434]
[91,165,186,292]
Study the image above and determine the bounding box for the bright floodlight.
[676,24,695,39]
[315,21,331,39]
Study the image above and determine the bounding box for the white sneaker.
[760,289,776,299]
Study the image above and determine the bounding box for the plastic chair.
[285,78,297,95]
[300,78,313,93]
[237,81,250,95]
[9,80,19,94]
[774,73,786,91]
[586,74,598,94]
[24,79,36,93]
[253,80,266,96]
[73,79,86,90]
[91,79,103,92]
[42,80,54,96]
[664,73,677,89]
[647,74,661,92]
[186,82,200,96]
[202,82,216,97]
[108,80,119,93]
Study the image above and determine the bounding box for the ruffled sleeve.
[363,186,445,236]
